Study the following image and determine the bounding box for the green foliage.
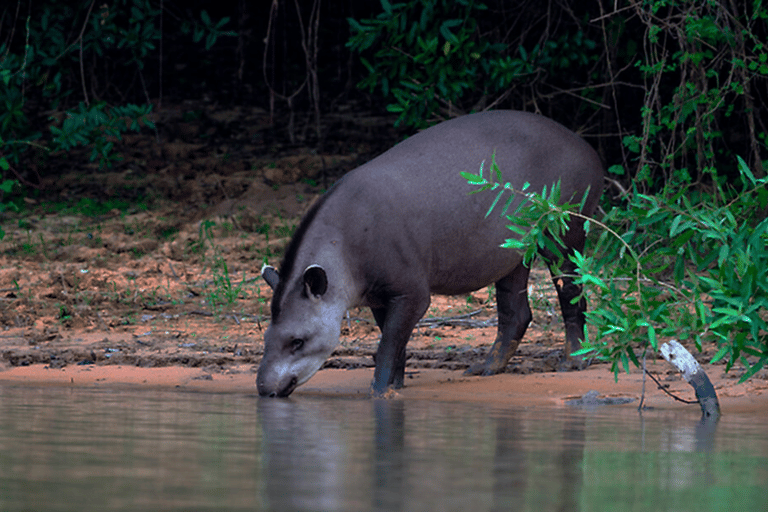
[208,256,247,309]
[464,157,768,382]
[182,10,237,51]
[347,0,598,128]
[41,196,140,217]
[348,1,765,186]
[49,102,154,168]
[625,0,768,187]
[0,175,19,240]
[461,153,592,268]
[190,219,248,314]
[0,1,233,173]
[347,0,492,128]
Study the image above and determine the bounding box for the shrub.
[347,0,598,129]
[463,156,768,382]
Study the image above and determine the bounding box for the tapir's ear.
[261,264,280,290]
[303,264,328,300]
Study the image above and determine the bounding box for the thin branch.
[643,367,699,404]
[590,4,635,23]
[54,0,96,60]
[158,0,163,109]
[76,0,97,106]
[262,0,308,138]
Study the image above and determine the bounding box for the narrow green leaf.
[570,346,596,357]
[669,215,683,236]
[492,154,502,182]
[461,171,485,184]
[486,189,505,218]
[717,244,729,267]
[648,324,657,350]
[505,224,527,236]
[620,350,630,373]
[501,194,516,217]
[501,238,526,250]
[738,357,766,383]
[736,155,756,186]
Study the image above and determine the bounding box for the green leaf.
[620,350,630,373]
[505,223,527,236]
[570,346,596,357]
[461,171,485,184]
[501,238,526,250]
[737,155,756,186]
[0,179,16,193]
[717,244,729,267]
[439,20,461,45]
[607,164,625,176]
[486,189,505,218]
[647,324,657,350]
[669,215,685,236]
[738,357,766,383]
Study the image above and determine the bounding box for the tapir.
[257,110,604,397]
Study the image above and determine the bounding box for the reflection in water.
[0,385,766,511]
[257,398,352,511]
[372,399,405,511]
[489,411,524,511]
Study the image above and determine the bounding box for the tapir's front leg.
[372,292,430,395]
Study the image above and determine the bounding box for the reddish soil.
[1,104,766,413]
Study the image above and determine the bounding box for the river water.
[0,385,765,511]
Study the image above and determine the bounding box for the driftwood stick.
[660,340,721,420]
[417,309,497,328]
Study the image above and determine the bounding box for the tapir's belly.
[426,217,525,295]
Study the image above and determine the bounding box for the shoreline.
[1,363,765,414]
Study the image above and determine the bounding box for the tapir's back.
[317,111,604,294]
[356,110,602,200]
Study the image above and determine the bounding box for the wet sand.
[1,362,765,415]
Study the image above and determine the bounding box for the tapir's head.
[257,263,344,397]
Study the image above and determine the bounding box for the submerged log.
[660,340,721,421]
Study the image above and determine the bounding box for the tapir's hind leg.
[464,264,532,376]
[540,243,587,367]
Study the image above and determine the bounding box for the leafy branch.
[464,154,768,382]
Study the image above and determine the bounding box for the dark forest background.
[1,0,766,197]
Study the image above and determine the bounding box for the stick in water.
[660,340,721,420]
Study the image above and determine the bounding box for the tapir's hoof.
[559,356,589,371]
[370,387,400,399]
[370,376,404,398]
[463,363,488,376]
[464,342,516,376]
[370,384,401,399]
[463,361,505,376]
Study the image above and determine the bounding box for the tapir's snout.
[257,318,339,397]
[257,371,298,398]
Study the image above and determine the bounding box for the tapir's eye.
[290,338,305,353]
